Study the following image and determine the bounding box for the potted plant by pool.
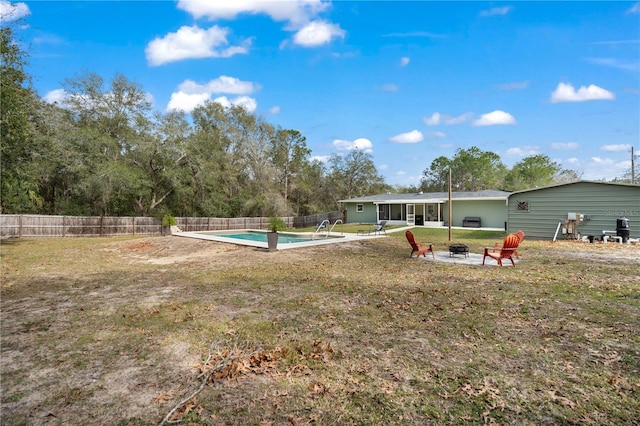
[267,216,286,252]
[162,214,177,236]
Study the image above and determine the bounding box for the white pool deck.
[176,228,390,250]
[179,226,500,255]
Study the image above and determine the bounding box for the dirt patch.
[112,235,640,266]
[2,235,639,425]
[109,235,369,268]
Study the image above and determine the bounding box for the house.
[507,181,640,241]
[339,190,510,229]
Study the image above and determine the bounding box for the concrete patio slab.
[413,250,519,267]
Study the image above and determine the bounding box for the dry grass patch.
[1,231,639,425]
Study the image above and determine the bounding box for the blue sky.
[3,1,639,186]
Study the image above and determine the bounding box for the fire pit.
[449,244,469,258]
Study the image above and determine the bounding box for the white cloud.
[566,157,580,164]
[379,164,388,170]
[472,110,516,126]
[331,51,359,59]
[601,144,632,152]
[268,106,281,115]
[0,1,30,22]
[389,130,423,144]
[213,96,257,112]
[627,2,639,14]
[145,25,250,66]
[590,157,611,164]
[505,146,539,157]
[593,40,640,46]
[424,112,442,125]
[427,131,447,138]
[178,76,257,95]
[551,142,579,150]
[423,112,473,126]
[333,138,373,153]
[582,157,631,180]
[383,31,446,39]
[176,0,329,25]
[167,76,258,112]
[33,34,65,45]
[400,57,410,67]
[43,89,68,105]
[293,20,345,47]
[311,155,331,163]
[550,82,615,103]
[167,91,211,112]
[177,0,342,49]
[586,57,639,72]
[480,6,512,17]
[380,83,398,92]
[166,93,257,114]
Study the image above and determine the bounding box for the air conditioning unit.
[568,212,583,222]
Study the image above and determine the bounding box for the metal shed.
[507,181,640,241]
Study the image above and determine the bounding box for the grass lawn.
[1,228,639,425]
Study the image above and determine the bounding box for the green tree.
[60,72,154,215]
[290,159,329,216]
[328,150,388,208]
[188,102,279,217]
[269,129,311,203]
[420,156,453,192]
[31,102,85,214]
[421,147,506,191]
[0,26,44,213]
[452,146,506,191]
[504,154,562,191]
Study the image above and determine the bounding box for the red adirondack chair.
[513,230,525,259]
[482,233,521,266]
[405,230,435,259]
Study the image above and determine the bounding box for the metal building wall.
[507,182,640,240]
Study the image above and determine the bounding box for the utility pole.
[632,146,635,184]
[448,168,452,241]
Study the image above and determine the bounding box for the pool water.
[218,231,314,244]
[178,229,349,250]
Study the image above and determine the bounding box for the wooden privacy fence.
[0,212,343,238]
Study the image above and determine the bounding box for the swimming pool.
[177,229,355,250]
[197,230,317,244]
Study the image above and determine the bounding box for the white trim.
[372,199,445,204]
[370,197,507,204]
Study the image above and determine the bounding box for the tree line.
[1,26,390,218]
[1,25,606,219]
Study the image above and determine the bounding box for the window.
[390,204,403,220]
[378,204,390,220]
[356,204,363,212]
[516,201,530,212]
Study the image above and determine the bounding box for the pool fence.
[0,211,344,239]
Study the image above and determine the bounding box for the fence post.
[62,216,66,237]
[132,217,136,236]
[18,215,22,238]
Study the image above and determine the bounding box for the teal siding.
[344,203,378,224]
[507,182,640,240]
[344,199,508,228]
[444,200,507,228]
